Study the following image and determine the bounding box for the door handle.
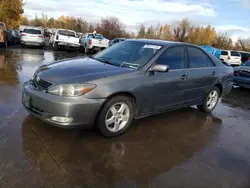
[212,71,216,76]
[181,75,188,80]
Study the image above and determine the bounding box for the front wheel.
[197,87,220,113]
[96,96,135,137]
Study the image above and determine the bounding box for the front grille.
[239,70,250,78]
[34,78,53,90]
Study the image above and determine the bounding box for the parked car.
[19,25,45,35]
[49,29,80,50]
[233,60,250,88]
[22,39,233,137]
[220,50,242,66]
[238,51,250,63]
[20,28,45,47]
[109,38,126,47]
[0,22,12,48]
[79,32,109,53]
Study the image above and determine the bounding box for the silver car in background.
[20,28,45,48]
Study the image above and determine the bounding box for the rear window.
[23,29,41,34]
[58,30,76,37]
[231,51,241,57]
[221,51,228,55]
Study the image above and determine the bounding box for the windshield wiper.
[95,58,116,66]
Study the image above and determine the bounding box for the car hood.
[35,57,133,84]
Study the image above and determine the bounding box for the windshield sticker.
[121,62,140,69]
[143,45,161,50]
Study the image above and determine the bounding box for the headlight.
[47,83,96,97]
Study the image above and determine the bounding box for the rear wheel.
[96,96,135,137]
[197,86,220,113]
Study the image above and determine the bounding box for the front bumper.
[22,80,105,129]
[21,41,44,46]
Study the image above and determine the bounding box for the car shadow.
[21,107,222,187]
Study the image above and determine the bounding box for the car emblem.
[36,75,40,82]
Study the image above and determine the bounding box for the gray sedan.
[22,39,233,137]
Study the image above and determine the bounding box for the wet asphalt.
[0,47,250,188]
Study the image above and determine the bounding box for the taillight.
[39,35,44,38]
[248,56,250,60]
[89,39,92,45]
[228,56,230,60]
[20,33,26,37]
[232,71,235,76]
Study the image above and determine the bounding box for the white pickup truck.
[79,33,109,53]
[49,29,80,50]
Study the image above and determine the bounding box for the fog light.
[50,116,73,123]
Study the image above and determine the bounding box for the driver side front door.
[140,45,190,114]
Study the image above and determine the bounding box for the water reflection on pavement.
[0,48,250,187]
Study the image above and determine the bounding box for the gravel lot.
[0,47,250,188]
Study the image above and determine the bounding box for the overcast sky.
[23,0,250,41]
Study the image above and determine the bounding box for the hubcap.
[206,90,218,109]
[105,102,130,132]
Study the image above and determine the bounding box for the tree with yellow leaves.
[0,0,24,29]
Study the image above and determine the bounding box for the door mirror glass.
[150,64,169,72]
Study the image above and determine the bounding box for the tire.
[96,95,135,137]
[197,86,220,113]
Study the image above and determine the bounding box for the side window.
[221,51,228,55]
[155,46,185,70]
[187,47,215,68]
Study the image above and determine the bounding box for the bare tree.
[171,18,191,42]
[95,16,127,39]
[212,32,233,50]
[238,38,250,52]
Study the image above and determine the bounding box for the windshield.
[23,29,42,34]
[58,30,76,37]
[93,41,161,69]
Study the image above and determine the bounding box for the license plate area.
[22,93,31,109]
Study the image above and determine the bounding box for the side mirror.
[150,64,169,72]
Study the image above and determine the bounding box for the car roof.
[114,38,126,40]
[58,29,75,32]
[238,51,250,54]
[125,38,196,47]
